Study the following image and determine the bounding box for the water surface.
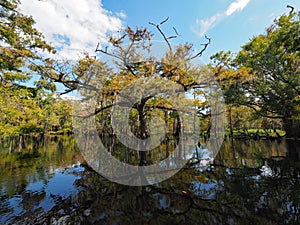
[0,136,299,224]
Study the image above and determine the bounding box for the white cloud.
[117,11,127,19]
[195,13,224,37]
[194,0,251,37]
[19,0,123,59]
[226,0,251,16]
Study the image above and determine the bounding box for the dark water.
[0,136,299,225]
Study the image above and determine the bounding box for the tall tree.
[211,11,300,138]
[209,51,252,136]
[0,0,54,86]
[39,20,215,166]
[0,0,59,136]
[236,11,300,138]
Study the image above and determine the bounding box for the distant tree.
[0,1,74,136]
[0,85,44,136]
[210,11,300,138]
[209,51,253,136]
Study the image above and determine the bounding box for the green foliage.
[0,86,73,136]
[236,12,300,137]
[1,1,298,140]
[210,11,300,138]
[59,26,211,139]
[0,1,74,136]
[0,0,55,86]
[39,93,73,134]
[0,85,42,135]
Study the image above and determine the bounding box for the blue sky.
[19,0,300,63]
[102,0,300,62]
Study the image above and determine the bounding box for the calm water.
[0,136,299,225]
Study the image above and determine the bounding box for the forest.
[1,1,300,224]
[1,1,299,142]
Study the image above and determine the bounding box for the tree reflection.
[1,137,300,224]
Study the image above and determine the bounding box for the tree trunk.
[283,118,294,138]
[174,116,181,144]
[286,140,300,161]
[137,102,150,166]
[228,106,233,137]
[18,135,23,152]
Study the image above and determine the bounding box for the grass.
[230,129,285,139]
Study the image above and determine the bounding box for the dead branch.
[95,33,138,76]
[173,27,180,36]
[187,35,211,61]
[160,17,169,25]
[95,42,123,61]
[287,5,294,15]
[149,17,179,52]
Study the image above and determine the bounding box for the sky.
[19,0,300,63]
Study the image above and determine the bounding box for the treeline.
[0,86,72,136]
[0,0,72,137]
[0,1,299,139]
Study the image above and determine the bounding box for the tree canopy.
[210,11,300,138]
[0,0,54,86]
[0,0,70,136]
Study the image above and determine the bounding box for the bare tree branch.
[149,17,173,52]
[167,35,178,40]
[287,5,294,15]
[188,35,211,60]
[60,89,75,95]
[95,42,123,61]
[173,27,180,36]
[74,104,114,119]
[160,17,169,25]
